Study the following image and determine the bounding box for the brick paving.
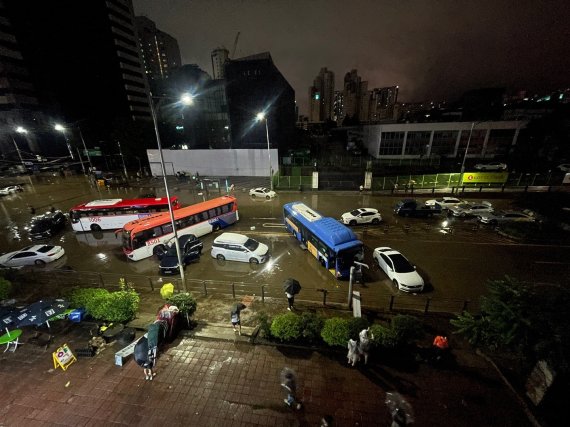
[0,320,533,427]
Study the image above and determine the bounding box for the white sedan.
[0,244,65,268]
[474,162,507,171]
[372,247,424,293]
[249,187,276,199]
[449,201,494,218]
[341,208,382,225]
[0,185,23,195]
[425,197,463,210]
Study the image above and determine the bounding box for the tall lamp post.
[459,121,485,186]
[11,127,27,166]
[148,92,194,287]
[256,112,273,190]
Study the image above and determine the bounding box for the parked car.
[394,199,441,218]
[0,244,65,268]
[211,232,269,264]
[478,210,538,226]
[25,210,67,240]
[448,201,493,218]
[249,187,276,199]
[159,234,203,275]
[0,185,23,195]
[341,208,382,225]
[425,197,463,210]
[556,164,570,173]
[473,162,507,171]
[372,247,424,293]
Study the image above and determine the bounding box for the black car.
[159,234,203,275]
[26,210,67,240]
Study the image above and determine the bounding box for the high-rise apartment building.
[333,91,344,123]
[342,70,367,122]
[3,0,152,160]
[367,86,399,122]
[308,67,334,122]
[135,16,181,88]
[211,47,229,80]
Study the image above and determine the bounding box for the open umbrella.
[14,298,69,329]
[230,303,246,315]
[282,278,301,295]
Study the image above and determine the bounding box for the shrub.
[300,312,324,343]
[255,311,272,338]
[0,276,13,300]
[370,315,423,349]
[68,285,139,323]
[321,318,351,347]
[271,312,303,341]
[166,292,197,318]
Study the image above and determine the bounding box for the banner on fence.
[462,172,508,184]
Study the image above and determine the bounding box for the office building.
[368,86,399,122]
[225,52,295,150]
[3,0,152,162]
[362,121,526,160]
[135,16,181,88]
[211,47,229,80]
[333,91,344,123]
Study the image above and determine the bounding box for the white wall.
[147,148,279,177]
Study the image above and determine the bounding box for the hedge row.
[68,284,140,323]
[263,312,423,349]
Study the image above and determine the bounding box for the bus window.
[162,223,173,235]
[209,209,216,218]
[200,211,209,221]
[152,226,163,237]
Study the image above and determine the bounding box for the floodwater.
[1,174,569,307]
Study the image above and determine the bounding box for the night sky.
[133,0,570,114]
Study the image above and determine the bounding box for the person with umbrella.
[280,367,302,410]
[282,278,301,311]
[230,303,246,335]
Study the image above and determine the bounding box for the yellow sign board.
[53,343,77,371]
[461,172,508,184]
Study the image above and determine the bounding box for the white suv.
[211,232,269,264]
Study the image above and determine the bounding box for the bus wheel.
[213,224,221,232]
[153,245,166,258]
[249,257,259,264]
[90,224,102,232]
[216,254,225,261]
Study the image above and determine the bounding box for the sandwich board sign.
[53,343,77,371]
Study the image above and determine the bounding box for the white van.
[211,232,270,264]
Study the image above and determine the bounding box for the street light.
[53,123,75,161]
[460,122,476,175]
[256,112,273,190]
[55,123,94,173]
[10,128,27,167]
[147,92,194,287]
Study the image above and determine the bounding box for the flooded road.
[1,175,569,308]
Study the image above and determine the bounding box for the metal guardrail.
[11,269,479,315]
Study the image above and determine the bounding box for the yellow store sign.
[461,172,508,184]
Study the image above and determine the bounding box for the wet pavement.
[0,307,534,427]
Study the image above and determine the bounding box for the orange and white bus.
[120,195,238,261]
[70,197,179,232]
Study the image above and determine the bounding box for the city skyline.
[133,0,570,115]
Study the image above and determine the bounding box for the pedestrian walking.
[282,278,301,311]
[285,291,295,311]
[230,302,246,335]
[280,368,302,410]
[347,338,360,366]
[28,205,36,215]
[358,328,373,365]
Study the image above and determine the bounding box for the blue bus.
[283,202,363,279]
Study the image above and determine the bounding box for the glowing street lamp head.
[181,93,194,105]
[54,124,65,132]
[15,126,28,134]
[256,112,266,121]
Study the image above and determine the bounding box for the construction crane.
[231,32,240,59]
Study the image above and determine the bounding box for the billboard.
[461,172,508,184]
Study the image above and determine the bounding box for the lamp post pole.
[78,127,93,172]
[459,121,477,188]
[117,141,128,179]
[264,118,273,190]
[148,93,186,288]
[10,135,25,166]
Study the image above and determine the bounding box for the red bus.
[70,197,180,232]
